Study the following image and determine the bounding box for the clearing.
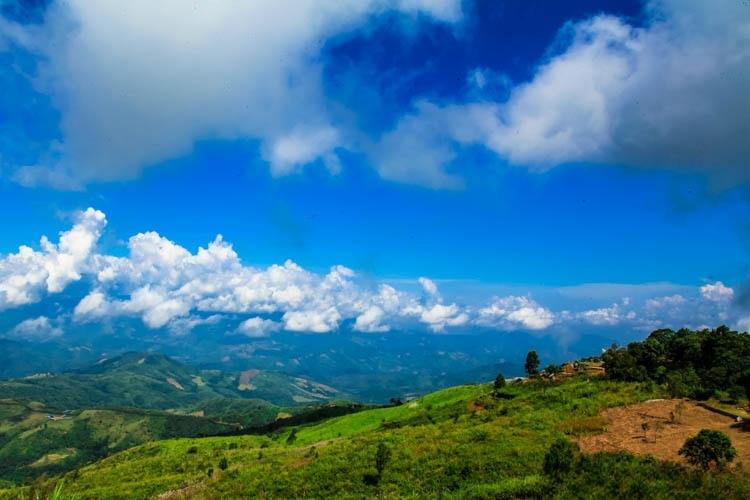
[578,399,750,469]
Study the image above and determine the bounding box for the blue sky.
[0,0,749,343]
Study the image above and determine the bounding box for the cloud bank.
[0,0,461,187]
[373,0,750,187]
[0,209,742,341]
[1,0,747,189]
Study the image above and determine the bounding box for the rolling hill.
[5,376,750,499]
[0,352,340,410]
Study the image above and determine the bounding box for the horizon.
[1,0,749,375]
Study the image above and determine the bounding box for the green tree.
[493,373,506,393]
[679,429,736,470]
[375,442,391,477]
[543,438,578,478]
[525,351,540,377]
[544,364,563,376]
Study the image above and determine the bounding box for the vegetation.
[525,351,540,377]
[679,429,737,471]
[543,437,578,478]
[5,375,747,499]
[0,352,340,410]
[602,326,750,401]
[492,373,505,393]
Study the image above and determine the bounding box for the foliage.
[0,378,685,499]
[602,326,750,400]
[543,364,564,376]
[492,373,506,393]
[525,351,540,377]
[679,429,737,470]
[543,437,578,478]
[375,442,391,476]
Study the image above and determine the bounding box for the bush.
[493,373,506,393]
[218,457,229,470]
[186,446,198,454]
[679,429,736,470]
[543,438,578,478]
[375,442,391,476]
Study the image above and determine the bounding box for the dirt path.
[578,399,750,469]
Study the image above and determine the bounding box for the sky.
[0,0,749,345]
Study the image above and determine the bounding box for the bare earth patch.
[578,399,750,469]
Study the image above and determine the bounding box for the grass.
[4,377,750,498]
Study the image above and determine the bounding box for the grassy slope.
[7,377,750,499]
[0,400,239,482]
[0,377,711,499]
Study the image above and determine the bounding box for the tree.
[375,442,391,477]
[544,364,563,376]
[543,438,578,478]
[525,351,540,377]
[493,373,506,392]
[679,429,736,470]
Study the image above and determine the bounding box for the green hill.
[0,399,239,482]
[6,376,749,499]
[0,352,340,410]
[0,353,352,483]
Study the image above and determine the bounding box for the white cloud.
[417,303,468,332]
[372,0,750,187]
[7,316,63,342]
[700,281,734,303]
[1,209,742,336]
[1,0,461,187]
[478,296,555,330]
[283,307,342,333]
[0,208,105,309]
[237,317,282,338]
[354,305,389,333]
[418,277,439,297]
[577,302,635,326]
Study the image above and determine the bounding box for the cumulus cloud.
[477,296,555,330]
[373,0,750,187]
[700,281,734,303]
[0,0,461,187]
[237,317,282,338]
[1,209,743,337]
[576,302,635,327]
[6,316,63,342]
[0,208,105,309]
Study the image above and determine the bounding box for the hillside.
[0,399,239,483]
[7,376,750,499]
[0,353,352,483]
[0,352,340,410]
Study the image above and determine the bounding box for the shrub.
[679,429,736,470]
[286,428,298,444]
[218,457,229,470]
[543,438,578,478]
[493,373,506,393]
[375,442,391,477]
[186,446,198,454]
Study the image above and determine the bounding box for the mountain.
[0,352,340,409]
[6,376,749,498]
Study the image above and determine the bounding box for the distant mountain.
[0,352,341,409]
